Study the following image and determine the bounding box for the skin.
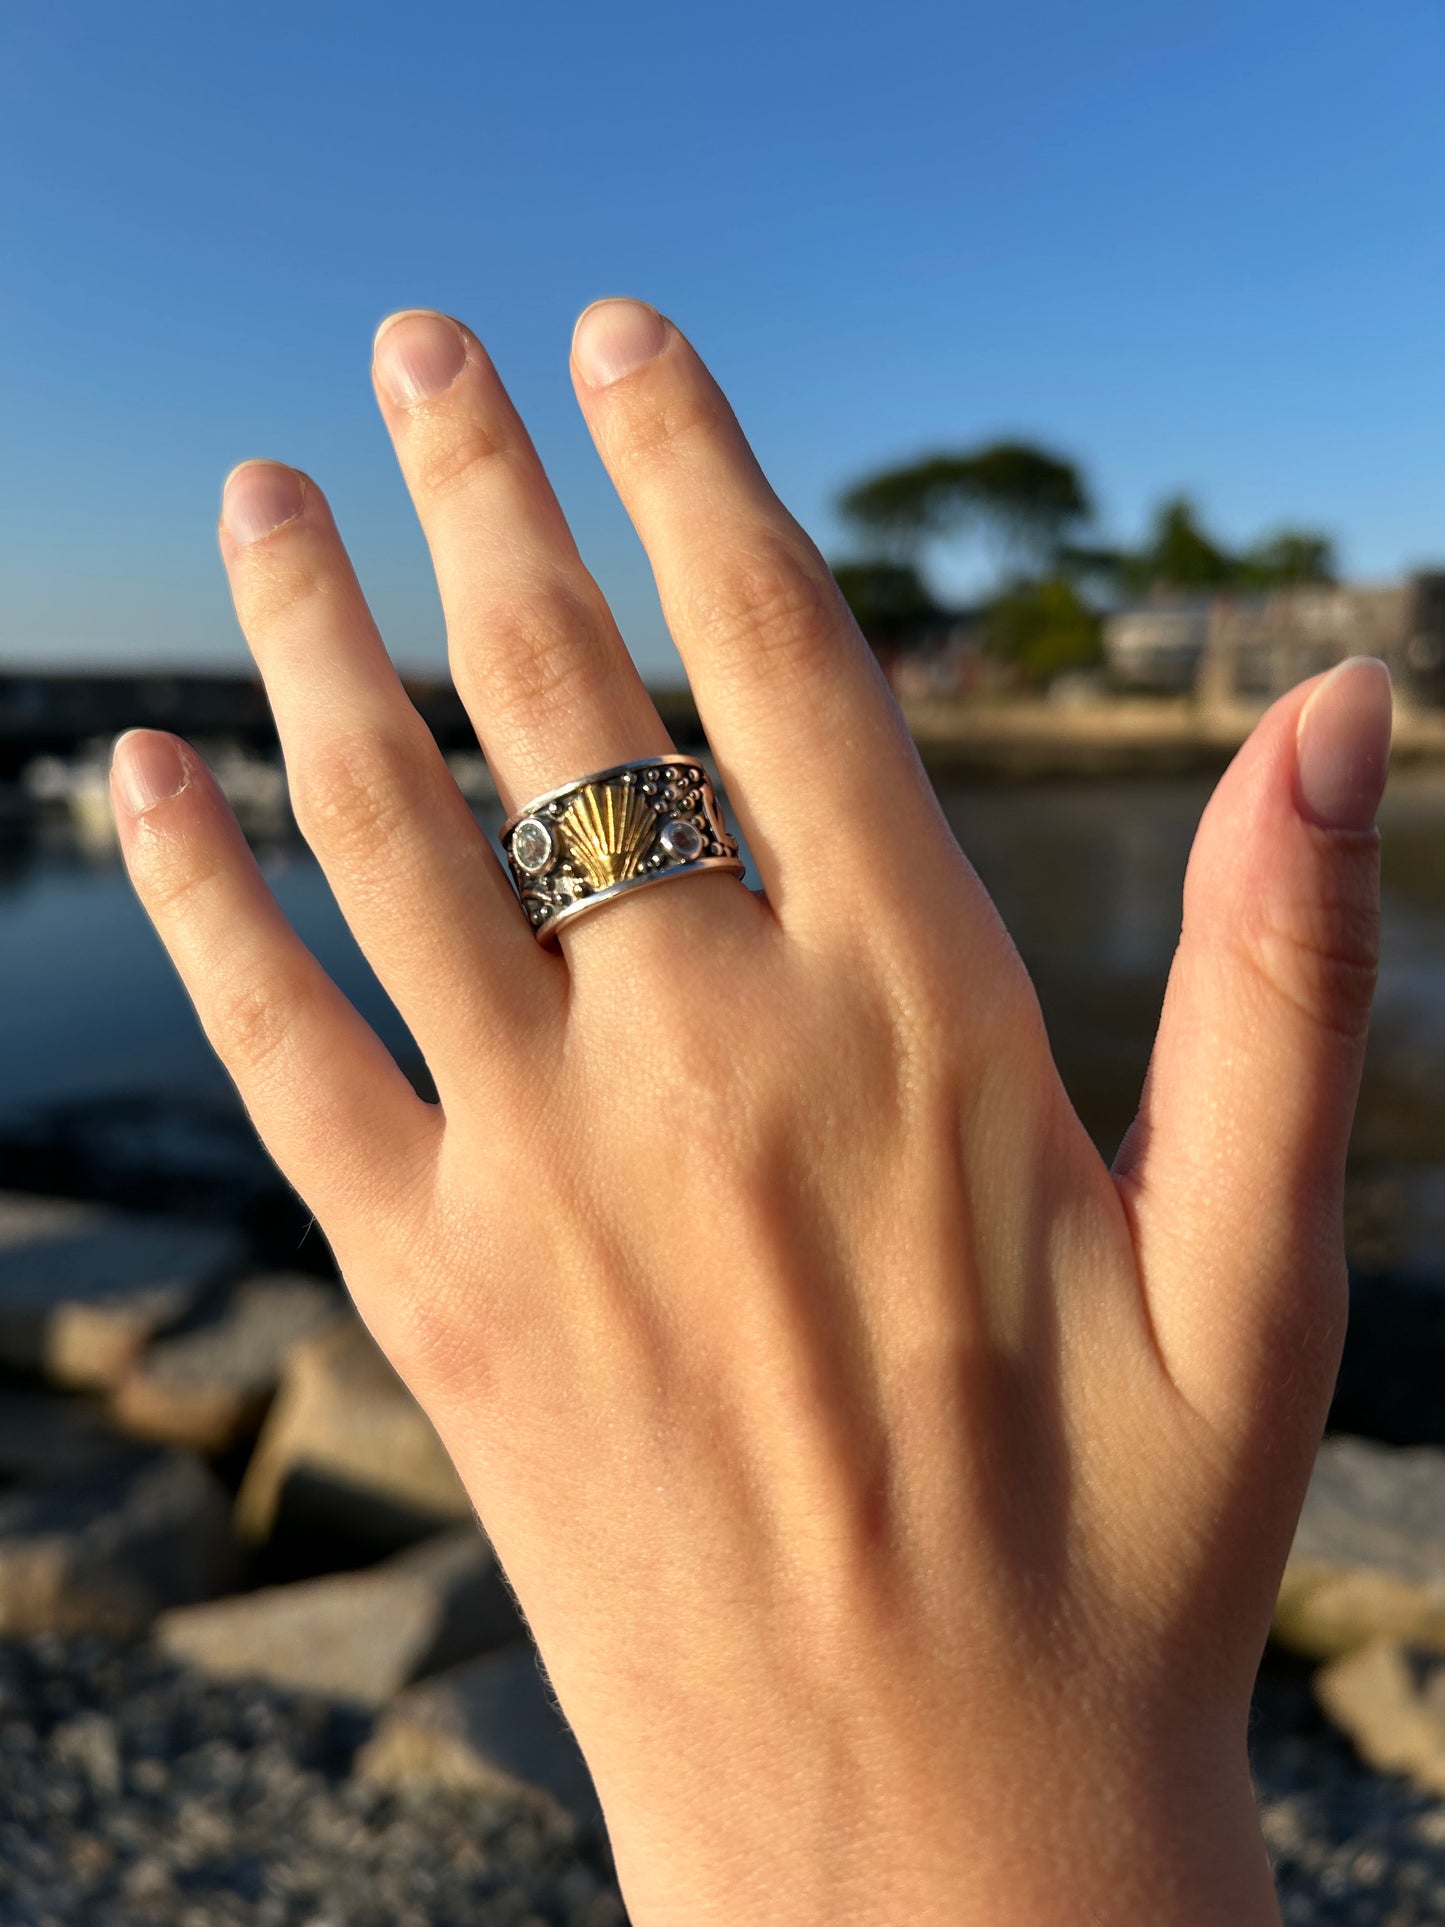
[110,300,1390,1925]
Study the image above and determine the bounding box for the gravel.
[4,1636,1445,1923]
[0,1637,624,1925]
[1253,1649,1445,1923]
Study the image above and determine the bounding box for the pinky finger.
[111,729,440,1223]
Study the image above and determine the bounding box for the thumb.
[1115,656,1391,1442]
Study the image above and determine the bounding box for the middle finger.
[371,309,672,814]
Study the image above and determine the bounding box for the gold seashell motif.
[556,782,658,890]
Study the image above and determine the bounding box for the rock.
[1274,1434,1445,1659]
[111,1273,338,1453]
[0,1391,121,1481]
[0,1193,243,1389]
[1314,1636,1445,1795]
[0,1448,238,1637]
[155,1524,521,1706]
[355,1644,600,1821]
[234,1317,471,1551]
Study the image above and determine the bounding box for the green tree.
[984,577,1102,684]
[1111,502,1338,596]
[1129,496,1235,592]
[1238,529,1337,588]
[831,559,941,643]
[965,443,1094,569]
[833,444,1339,688]
[839,441,1091,575]
[837,455,980,556]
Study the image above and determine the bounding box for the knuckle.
[233,535,337,634]
[411,418,510,501]
[291,726,437,871]
[464,581,623,733]
[210,966,315,1083]
[684,535,843,693]
[1237,886,1380,1042]
[135,840,228,922]
[612,384,730,468]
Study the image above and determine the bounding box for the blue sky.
[2,0,1442,678]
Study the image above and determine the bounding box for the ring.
[500,754,746,944]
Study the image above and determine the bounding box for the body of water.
[2,769,1441,1266]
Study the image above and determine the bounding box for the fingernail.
[572,299,667,389]
[1295,656,1393,831]
[373,311,469,406]
[222,462,305,548]
[112,731,189,816]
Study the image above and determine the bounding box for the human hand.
[111,300,1391,1925]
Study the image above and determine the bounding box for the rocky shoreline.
[0,1638,1436,1926]
[3,1187,1445,1922]
[0,1634,622,1926]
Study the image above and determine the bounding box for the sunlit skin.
[110,300,1392,1925]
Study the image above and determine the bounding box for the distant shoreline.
[896,695,1445,780]
[5,670,1444,788]
[651,685,1445,779]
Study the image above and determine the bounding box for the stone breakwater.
[2,1189,1445,1921]
[0,1191,622,1922]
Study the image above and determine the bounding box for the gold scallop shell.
[556,782,658,890]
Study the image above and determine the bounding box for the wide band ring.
[500,754,746,945]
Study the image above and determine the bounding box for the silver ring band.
[500,754,745,944]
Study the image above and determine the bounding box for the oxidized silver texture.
[500,755,745,944]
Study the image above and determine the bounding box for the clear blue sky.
[2,0,1442,677]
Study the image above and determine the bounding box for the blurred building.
[1202,576,1445,705]
[874,613,1003,701]
[1101,602,1211,693]
[1105,574,1445,705]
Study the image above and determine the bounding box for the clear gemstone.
[659,817,704,862]
[511,816,554,874]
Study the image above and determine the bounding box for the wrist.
[602,1736,1280,1927]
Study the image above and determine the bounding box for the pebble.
[7,1635,1445,1922]
[0,1636,624,1925]
[1254,1648,1445,1923]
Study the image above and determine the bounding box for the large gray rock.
[1275,1435,1445,1658]
[234,1317,472,1549]
[355,1644,599,1821]
[155,1524,520,1706]
[1315,1637,1445,1795]
[0,1449,238,1636]
[0,1194,243,1389]
[111,1273,337,1453]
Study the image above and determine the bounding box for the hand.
[110,300,1391,1926]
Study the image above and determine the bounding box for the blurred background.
[1,3,1443,1922]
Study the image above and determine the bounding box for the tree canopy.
[838,441,1091,571]
[984,577,1101,683]
[829,560,941,642]
[1238,528,1337,589]
[1115,497,1337,596]
[1132,496,1234,590]
[832,441,1338,684]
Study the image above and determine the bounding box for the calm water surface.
[2,770,1442,1246]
